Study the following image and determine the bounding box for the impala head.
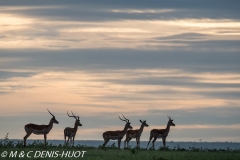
[167,115,175,126]
[67,111,82,126]
[47,109,59,124]
[119,114,133,129]
[140,120,149,127]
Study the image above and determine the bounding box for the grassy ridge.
[1,139,240,160]
[1,147,240,160]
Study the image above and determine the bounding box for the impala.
[23,109,59,147]
[64,111,82,146]
[124,120,148,149]
[146,116,175,150]
[102,115,132,149]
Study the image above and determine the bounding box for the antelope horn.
[122,114,129,122]
[67,111,75,118]
[71,111,78,120]
[47,109,54,117]
[118,115,127,122]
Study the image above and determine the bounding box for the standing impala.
[102,115,132,149]
[23,109,59,147]
[64,111,82,146]
[146,116,175,150]
[124,120,149,149]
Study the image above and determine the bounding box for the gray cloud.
[1,49,239,73]
[1,0,240,21]
[0,71,34,80]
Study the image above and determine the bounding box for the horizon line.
[1,139,240,143]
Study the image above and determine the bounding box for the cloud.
[1,3,240,50]
[1,0,239,20]
[0,1,240,142]
[0,71,35,80]
[1,49,239,73]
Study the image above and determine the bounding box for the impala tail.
[102,132,107,141]
[24,125,28,133]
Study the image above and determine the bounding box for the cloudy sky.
[0,0,240,142]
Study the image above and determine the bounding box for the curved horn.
[47,109,54,117]
[122,114,129,122]
[67,111,75,118]
[167,115,171,120]
[71,111,78,120]
[118,115,127,122]
[67,111,70,117]
[72,112,79,120]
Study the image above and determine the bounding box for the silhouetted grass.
[1,138,240,152]
[0,134,240,160]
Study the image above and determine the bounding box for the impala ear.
[140,120,142,123]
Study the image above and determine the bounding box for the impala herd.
[23,110,175,150]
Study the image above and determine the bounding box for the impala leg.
[66,137,70,146]
[70,137,72,146]
[135,138,138,149]
[137,137,140,149]
[102,138,110,147]
[152,137,157,150]
[127,138,132,148]
[162,137,166,149]
[118,139,121,149]
[102,134,108,147]
[146,135,153,150]
[64,135,67,145]
[23,131,32,147]
[44,134,47,147]
[72,136,75,147]
[124,134,130,149]
[124,139,127,149]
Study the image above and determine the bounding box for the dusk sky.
[0,0,240,142]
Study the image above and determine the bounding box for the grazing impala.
[23,109,59,147]
[124,120,149,149]
[64,111,82,146]
[102,115,132,149]
[146,116,175,150]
